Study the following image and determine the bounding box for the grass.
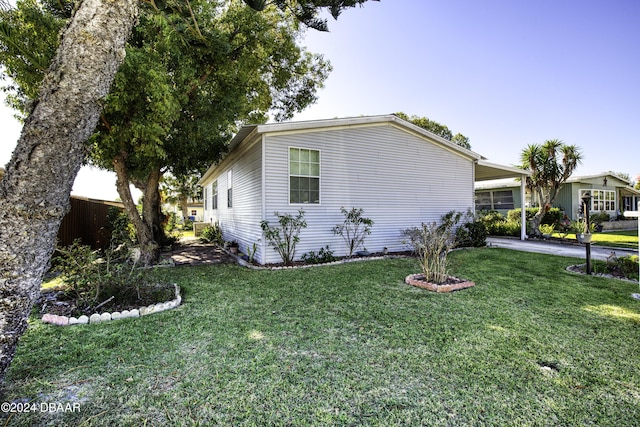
[3,249,640,426]
[552,229,638,250]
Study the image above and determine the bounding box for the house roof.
[566,172,632,185]
[199,115,530,185]
[476,173,640,194]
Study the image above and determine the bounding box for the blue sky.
[1,0,639,199]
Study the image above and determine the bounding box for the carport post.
[623,201,639,295]
[520,176,526,240]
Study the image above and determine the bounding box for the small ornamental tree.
[401,211,462,284]
[261,210,307,265]
[332,207,374,257]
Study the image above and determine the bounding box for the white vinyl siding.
[201,141,264,262]
[262,124,474,264]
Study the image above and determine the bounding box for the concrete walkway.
[486,236,637,261]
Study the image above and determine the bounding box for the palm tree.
[161,174,201,222]
[520,139,583,236]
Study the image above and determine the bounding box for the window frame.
[288,147,321,205]
[475,190,514,211]
[212,180,218,210]
[227,170,233,208]
[580,189,616,212]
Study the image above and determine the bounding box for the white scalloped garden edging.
[42,284,181,326]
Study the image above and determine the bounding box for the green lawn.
[3,249,640,426]
[553,229,638,250]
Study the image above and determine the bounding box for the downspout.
[521,176,527,240]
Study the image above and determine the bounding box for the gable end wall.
[261,124,474,264]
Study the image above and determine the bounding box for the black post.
[582,192,592,275]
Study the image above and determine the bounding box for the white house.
[198,115,528,264]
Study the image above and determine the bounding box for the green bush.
[478,211,520,237]
[492,220,521,237]
[590,211,610,225]
[201,222,223,245]
[261,210,307,265]
[106,207,136,246]
[332,207,374,257]
[183,218,194,230]
[607,255,639,281]
[507,207,562,225]
[302,246,337,264]
[456,221,487,247]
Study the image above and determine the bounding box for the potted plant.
[538,224,555,239]
[590,211,609,232]
[572,220,594,243]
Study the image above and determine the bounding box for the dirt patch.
[161,240,236,266]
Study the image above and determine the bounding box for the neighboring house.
[475,173,640,219]
[199,115,528,265]
[167,200,204,222]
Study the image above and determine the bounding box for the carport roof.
[475,160,530,182]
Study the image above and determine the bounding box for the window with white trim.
[212,181,218,210]
[580,189,616,212]
[289,147,320,204]
[227,170,233,208]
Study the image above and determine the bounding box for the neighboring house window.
[623,195,639,212]
[289,147,320,204]
[581,189,615,212]
[212,181,218,210]
[190,210,197,216]
[475,190,514,210]
[227,170,233,208]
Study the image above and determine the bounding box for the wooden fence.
[57,196,124,250]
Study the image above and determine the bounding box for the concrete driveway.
[486,237,637,261]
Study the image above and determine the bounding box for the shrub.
[201,222,223,245]
[478,211,520,237]
[183,218,194,230]
[401,211,461,284]
[332,207,374,257]
[507,207,562,226]
[590,211,610,225]
[456,221,487,247]
[106,207,135,246]
[301,246,337,264]
[261,210,307,265]
[52,239,146,312]
[539,224,555,235]
[607,255,639,280]
[571,219,595,234]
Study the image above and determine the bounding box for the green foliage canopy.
[394,112,471,149]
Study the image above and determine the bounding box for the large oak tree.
[0,0,374,388]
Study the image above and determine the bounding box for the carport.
[475,160,531,240]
